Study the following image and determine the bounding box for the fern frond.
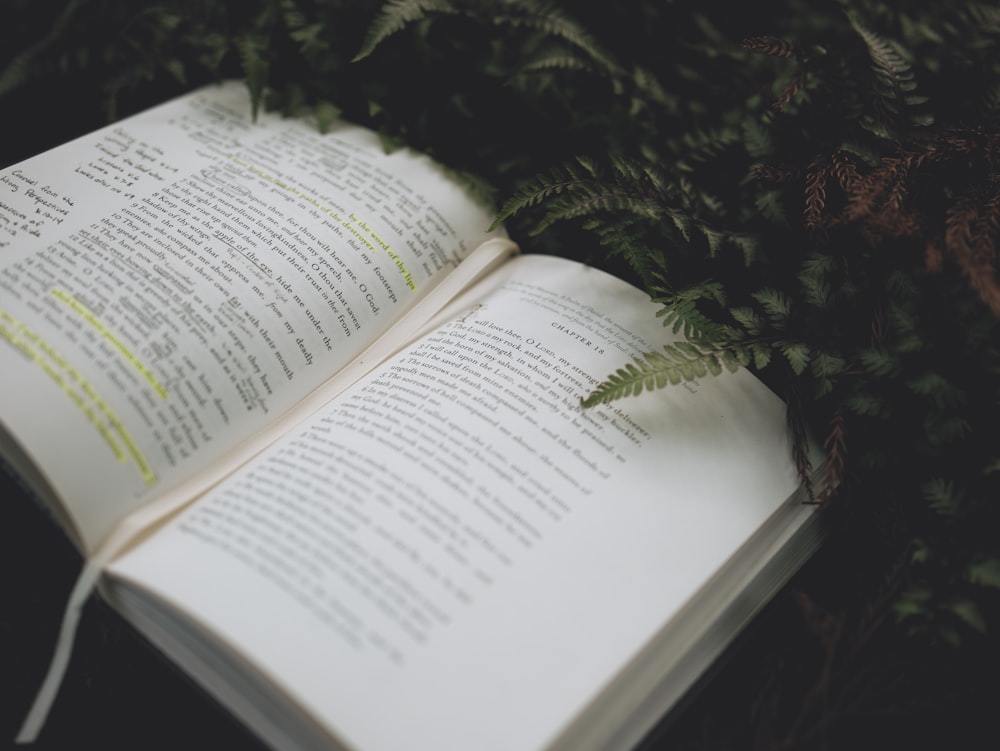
[743,119,776,161]
[967,559,1000,589]
[581,339,762,408]
[579,214,665,288]
[650,279,727,340]
[844,391,889,418]
[730,306,766,336]
[493,154,679,236]
[674,127,742,174]
[0,0,86,96]
[905,371,966,409]
[630,64,674,110]
[353,0,459,62]
[962,2,1000,33]
[751,287,794,322]
[494,0,624,77]
[313,100,342,134]
[849,15,931,134]
[514,53,593,77]
[238,36,271,119]
[752,163,800,184]
[804,161,829,229]
[784,379,817,501]
[489,159,596,229]
[608,153,663,190]
[810,351,848,380]
[798,254,839,308]
[945,193,1000,317]
[755,189,788,226]
[531,190,661,235]
[923,478,964,518]
[983,81,1000,127]
[858,347,899,378]
[831,149,864,191]
[742,35,801,60]
[778,340,810,374]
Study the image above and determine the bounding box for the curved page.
[106,255,811,751]
[0,82,499,551]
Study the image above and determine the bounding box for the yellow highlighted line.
[0,310,156,486]
[52,288,168,400]
[385,248,416,291]
[233,157,417,290]
[349,214,390,252]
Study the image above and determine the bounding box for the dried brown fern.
[742,35,802,61]
[924,238,945,273]
[801,131,1000,316]
[803,161,830,230]
[752,163,801,184]
[742,35,808,114]
[945,193,1000,316]
[831,150,863,191]
[820,409,848,505]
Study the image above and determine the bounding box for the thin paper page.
[0,82,498,552]
[106,255,803,751]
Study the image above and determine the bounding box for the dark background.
[1,12,999,749]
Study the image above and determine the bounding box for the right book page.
[104,253,817,751]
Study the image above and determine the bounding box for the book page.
[0,82,499,552]
[106,254,810,751]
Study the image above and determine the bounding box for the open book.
[1,82,822,751]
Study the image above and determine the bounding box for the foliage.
[2,0,1000,724]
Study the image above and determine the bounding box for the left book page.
[0,81,504,554]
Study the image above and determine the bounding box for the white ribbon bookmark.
[14,507,165,744]
[15,555,103,744]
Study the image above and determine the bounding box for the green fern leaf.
[667,211,693,242]
[798,255,838,308]
[730,306,765,335]
[945,598,987,634]
[894,584,932,620]
[490,161,594,229]
[651,280,727,340]
[720,347,748,371]
[751,343,772,370]
[859,348,900,378]
[905,372,966,408]
[810,352,847,380]
[313,100,342,134]
[967,559,1000,589]
[514,53,593,76]
[238,36,270,120]
[495,1,624,77]
[353,0,458,62]
[743,118,775,160]
[754,188,788,226]
[845,392,888,417]
[849,14,931,132]
[730,233,762,266]
[752,288,793,322]
[532,191,661,235]
[703,227,725,256]
[778,340,810,374]
[923,477,962,517]
[631,64,674,110]
[0,0,85,96]
[924,415,972,446]
[582,339,751,407]
[705,354,723,376]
